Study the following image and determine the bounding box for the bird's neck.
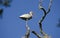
[30,13,33,16]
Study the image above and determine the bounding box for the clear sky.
[0,0,60,38]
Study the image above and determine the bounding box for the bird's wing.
[20,14,31,18]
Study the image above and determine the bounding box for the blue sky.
[0,0,60,38]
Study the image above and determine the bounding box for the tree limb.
[25,25,30,38]
[39,0,52,35]
[32,31,42,38]
[47,0,52,14]
[22,25,30,38]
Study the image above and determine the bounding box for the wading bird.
[19,11,33,26]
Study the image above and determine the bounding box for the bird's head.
[29,11,33,16]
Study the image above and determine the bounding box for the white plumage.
[19,11,33,21]
[19,11,33,31]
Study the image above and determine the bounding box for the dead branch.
[25,25,30,38]
[32,31,41,38]
[39,0,52,35]
[22,25,30,38]
[22,0,52,38]
[32,0,52,37]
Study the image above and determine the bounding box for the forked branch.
[39,0,52,35]
[32,0,52,37]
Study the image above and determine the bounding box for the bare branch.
[39,10,47,35]
[22,25,30,38]
[38,0,52,36]
[47,0,52,14]
[25,25,30,38]
[32,31,50,38]
[39,0,42,6]
[39,0,46,15]
[32,31,42,38]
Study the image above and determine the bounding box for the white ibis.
[19,11,33,20]
[19,11,33,27]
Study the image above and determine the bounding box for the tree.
[20,0,53,38]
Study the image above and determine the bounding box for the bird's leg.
[26,19,28,28]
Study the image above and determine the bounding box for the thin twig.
[47,0,52,14]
